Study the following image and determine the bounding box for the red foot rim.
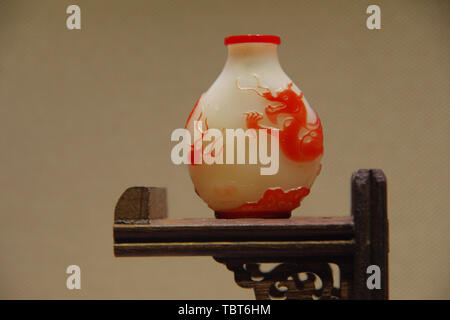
[224,35,281,45]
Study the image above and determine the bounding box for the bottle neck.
[224,43,281,70]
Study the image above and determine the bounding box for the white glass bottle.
[185,35,323,218]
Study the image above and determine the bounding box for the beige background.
[0,0,448,299]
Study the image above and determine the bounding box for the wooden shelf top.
[114,216,354,243]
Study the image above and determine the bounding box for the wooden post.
[352,169,388,299]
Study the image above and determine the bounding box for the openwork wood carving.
[214,258,352,300]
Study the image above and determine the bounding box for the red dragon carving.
[238,75,323,163]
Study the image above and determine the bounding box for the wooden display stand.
[113,169,388,300]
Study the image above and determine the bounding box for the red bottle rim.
[224,35,281,45]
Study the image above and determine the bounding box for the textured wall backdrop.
[0,0,448,299]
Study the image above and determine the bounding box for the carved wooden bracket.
[214,257,353,300]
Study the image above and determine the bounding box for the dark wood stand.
[113,169,388,300]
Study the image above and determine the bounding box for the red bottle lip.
[224,35,281,45]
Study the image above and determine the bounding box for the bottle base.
[214,211,291,219]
